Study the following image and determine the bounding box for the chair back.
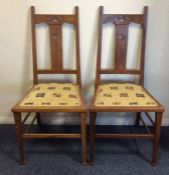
[31,6,81,86]
[95,6,148,88]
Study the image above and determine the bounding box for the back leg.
[135,112,141,126]
[36,112,41,125]
[89,112,97,164]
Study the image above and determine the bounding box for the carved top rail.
[34,15,76,25]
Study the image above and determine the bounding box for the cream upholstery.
[94,83,158,107]
[19,83,81,107]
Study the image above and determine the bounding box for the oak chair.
[89,6,164,166]
[12,6,87,165]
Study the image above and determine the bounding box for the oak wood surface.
[12,6,87,165]
[89,6,164,166]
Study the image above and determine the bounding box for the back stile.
[95,6,103,89]
[139,6,148,86]
[75,6,82,87]
[31,6,38,84]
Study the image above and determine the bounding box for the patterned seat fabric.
[95,83,158,107]
[19,83,81,107]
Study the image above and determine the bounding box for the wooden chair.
[12,6,87,165]
[89,6,164,166]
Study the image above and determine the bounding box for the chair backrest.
[31,6,81,86]
[95,6,148,88]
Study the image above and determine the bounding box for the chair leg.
[151,112,163,166]
[89,112,96,164]
[13,112,25,165]
[135,112,141,126]
[36,112,41,125]
[80,112,87,165]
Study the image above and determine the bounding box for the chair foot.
[88,159,94,165]
[151,158,158,166]
[151,162,157,167]
[19,160,25,165]
[82,161,88,166]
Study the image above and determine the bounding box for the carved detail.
[118,34,125,40]
[53,33,57,40]
[48,17,63,25]
[49,23,63,69]
[114,16,130,24]
[119,17,125,22]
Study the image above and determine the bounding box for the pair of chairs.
[12,6,164,166]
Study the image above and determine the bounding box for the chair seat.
[19,83,82,107]
[94,83,158,107]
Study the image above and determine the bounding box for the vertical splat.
[48,19,63,69]
[114,24,129,70]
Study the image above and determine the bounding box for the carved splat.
[48,19,63,69]
[114,24,129,70]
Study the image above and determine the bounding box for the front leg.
[89,112,97,164]
[151,112,163,166]
[80,112,87,165]
[13,112,25,165]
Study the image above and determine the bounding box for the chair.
[89,6,164,166]
[12,6,87,165]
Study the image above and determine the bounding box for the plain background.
[0,0,169,125]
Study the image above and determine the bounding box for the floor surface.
[0,125,169,175]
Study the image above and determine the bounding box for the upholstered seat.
[19,83,81,107]
[95,83,157,107]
